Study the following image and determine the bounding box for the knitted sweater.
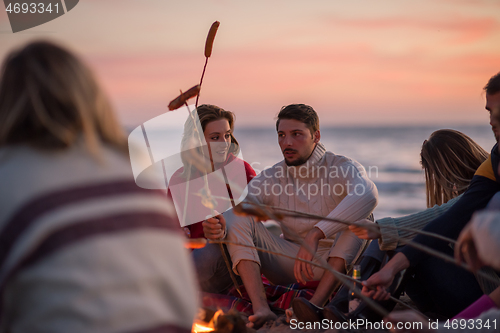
[377,195,461,251]
[0,144,198,333]
[247,142,378,241]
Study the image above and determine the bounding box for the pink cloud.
[325,16,499,45]
[85,39,500,127]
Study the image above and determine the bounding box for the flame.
[192,309,224,333]
[192,323,215,333]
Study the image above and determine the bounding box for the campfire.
[192,308,248,333]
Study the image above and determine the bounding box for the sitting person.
[0,41,198,332]
[293,129,489,322]
[351,129,488,250]
[361,71,500,319]
[384,193,500,332]
[169,104,255,239]
[168,104,255,294]
[201,104,378,328]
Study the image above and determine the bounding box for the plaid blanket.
[201,277,319,315]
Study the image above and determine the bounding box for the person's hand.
[361,269,394,300]
[349,219,381,239]
[455,222,484,271]
[183,227,191,238]
[294,227,324,284]
[362,252,410,301]
[202,212,226,240]
[385,311,433,333]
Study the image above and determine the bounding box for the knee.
[226,215,256,240]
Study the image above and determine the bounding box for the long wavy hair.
[421,129,488,207]
[0,40,127,156]
[180,104,239,177]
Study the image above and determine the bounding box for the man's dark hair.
[484,72,500,95]
[276,104,319,136]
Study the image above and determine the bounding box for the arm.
[376,195,461,251]
[296,161,377,282]
[315,161,378,239]
[401,175,500,267]
[294,227,325,283]
[243,169,272,211]
[362,252,410,300]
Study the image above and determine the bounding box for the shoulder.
[251,160,286,184]
[323,151,365,171]
[228,154,256,174]
[475,155,495,181]
[0,144,175,222]
[225,154,256,182]
[450,174,500,210]
[0,144,132,201]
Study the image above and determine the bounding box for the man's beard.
[285,155,309,166]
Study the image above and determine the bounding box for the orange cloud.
[89,41,499,127]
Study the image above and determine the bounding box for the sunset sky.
[1,0,500,128]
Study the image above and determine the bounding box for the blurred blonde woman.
[0,41,197,332]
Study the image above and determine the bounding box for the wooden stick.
[186,237,429,319]
[240,201,457,245]
[211,239,390,319]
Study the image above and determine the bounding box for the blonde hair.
[421,129,488,207]
[0,40,127,156]
[180,104,239,176]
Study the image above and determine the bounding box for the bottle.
[348,264,362,313]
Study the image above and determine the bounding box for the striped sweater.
[0,144,198,333]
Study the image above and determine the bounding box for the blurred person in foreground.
[0,41,198,333]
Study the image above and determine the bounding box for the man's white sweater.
[247,142,378,243]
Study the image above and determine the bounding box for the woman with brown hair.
[166,104,256,296]
[351,129,488,248]
[422,129,489,207]
[0,40,198,332]
[169,104,256,239]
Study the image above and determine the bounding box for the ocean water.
[234,125,496,220]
